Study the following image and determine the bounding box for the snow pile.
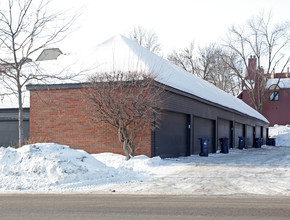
[1,142,290,195]
[269,124,290,147]
[0,143,143,192]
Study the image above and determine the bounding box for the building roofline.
[26,82,269,125]
[26,83,84,90]
[162,84,268,125]
[0,107,30,112]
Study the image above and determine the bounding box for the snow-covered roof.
[266,78,290,89]
[36,48,63,61]
[82,35,267,122]
[1,35,268,123]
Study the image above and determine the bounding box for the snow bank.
[1,142,290,195]
[0,143,142,192]
[269,124,290,147]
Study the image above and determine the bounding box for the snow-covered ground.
[0,125,289,195]
[269,124,290,147]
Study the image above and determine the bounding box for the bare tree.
[0,0,78,147]
[85,71,163,160]
[197,45,241,96]
[128,26,162,54]
[167,41,196,75]
[168,42,241,96]
[224,12,290,112]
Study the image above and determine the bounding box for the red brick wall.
[29,88,152,156]
[262,88,290,126]
[240,89,290,126]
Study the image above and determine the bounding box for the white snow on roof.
[84,35,267,122]
[266,78,290,89]
[1,35,268,123]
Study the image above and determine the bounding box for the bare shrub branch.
[85,71,164,160]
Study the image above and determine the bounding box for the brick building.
[27,35,269,158]
[238,56,290,126]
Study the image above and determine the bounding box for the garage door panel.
[155,111,189,158]
[255,126,261,138]
[246,125,254,148]
[218,119,231,148]
[193,117,215,154]
[234,123,244,148]
[0,120,29,147]
[263,127,267,144]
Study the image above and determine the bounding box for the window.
[269,84,280,101]
[269,91,279,101]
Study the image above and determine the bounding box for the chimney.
[247,55,257,80]
[271,68,275,79]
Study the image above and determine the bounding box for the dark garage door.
[154,111,189,158]
[255,126,261,138]
[262,127,267,145]
[0,120,30,147]
[234,122,244,148]
[193,117,215,154]
[246,125,254,148]
[218,119,232,148]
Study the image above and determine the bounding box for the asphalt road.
[0,194,290,220]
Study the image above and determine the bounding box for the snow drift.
[1,139,290,195]
[0,143,143,191]
[269,124,290,147]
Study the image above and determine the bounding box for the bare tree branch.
[84,71,164,160]
[128,25,162,55]
[0,0,80,147]
[224,12,290,113]
[168,42,241,96]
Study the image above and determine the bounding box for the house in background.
[238,56,290,126]
[27,35,269,158]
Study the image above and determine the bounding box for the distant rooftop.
[36,48,63,61]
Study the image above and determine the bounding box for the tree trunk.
[128,142,135,157]
[123,140,130,160]
[17,84,24,148]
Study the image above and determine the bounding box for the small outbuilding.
[0,76,30,147]
[0,108,30,147]
[27,35,269,158]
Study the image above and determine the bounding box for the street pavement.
[0,194,290,219]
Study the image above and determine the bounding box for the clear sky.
[54,0,290,54]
